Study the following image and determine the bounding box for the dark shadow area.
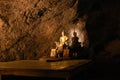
[2,59,120,80]
[2,75,65,80]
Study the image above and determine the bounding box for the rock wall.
[0,0,120,62]
[0,0,83,61]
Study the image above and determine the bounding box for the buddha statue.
[55,31,68,58]
[59,31,68,46]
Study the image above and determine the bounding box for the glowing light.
[69,28,83,42]
[69,20,88,47]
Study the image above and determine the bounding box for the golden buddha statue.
[54,31,68,58]
[59,31,68,47]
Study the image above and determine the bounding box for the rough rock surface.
[0,0,120,62]
[0,0,82,61]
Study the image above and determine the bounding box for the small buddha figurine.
[59,31,68,47]
[55,31,68,58]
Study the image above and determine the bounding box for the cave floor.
[1,59,120,80]
[2,63,120,80]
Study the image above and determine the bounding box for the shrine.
[0,0,120,80]
[50,30,84,59]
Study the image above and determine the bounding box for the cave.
[0,0,120,80]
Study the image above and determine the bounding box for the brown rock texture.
[0,0,87,61]
[0,0,120,62]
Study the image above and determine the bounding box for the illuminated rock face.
[0,0,120,61]
[0,0,85,61]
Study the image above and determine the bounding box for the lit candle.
[50,49,56,57]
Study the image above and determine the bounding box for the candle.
[50,49,56,57]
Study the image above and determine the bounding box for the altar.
[50,31,83,58]
[0,59,92,80]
